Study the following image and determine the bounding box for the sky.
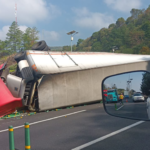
[0,0,150,47]
[104,71,145,92]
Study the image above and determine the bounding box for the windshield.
[108,90,115,93]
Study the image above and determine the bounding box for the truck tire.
[42,45,49,51]
[14,51,26,62]
[32,40,46,50]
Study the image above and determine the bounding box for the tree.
[141,21,150,39]
[72,45,77,51]
[23,27,39,50]
[30,27,39,45]
[108,23,115,29]
[141,72,150,95]
[0,40,6,50]
[129,30,145,46]
[130,9,143,19]
[6,21,23,52]
[91,42,102,51]
[139,46,150,54]
[116,18,125,27]
[82,46,91,52]
[77,39,84,47]
[126,16,133,24]
[62,45,70,51]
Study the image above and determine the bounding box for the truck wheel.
[32,40,46,50]
[14,51,26,62]
[42,45,49,51]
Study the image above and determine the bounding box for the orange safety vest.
[119,95,123,99]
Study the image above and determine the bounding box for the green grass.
[9,64,17,73]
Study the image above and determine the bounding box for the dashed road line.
[0,110,86,133]
[72,121,144,150]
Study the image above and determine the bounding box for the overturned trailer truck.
[1,41,150,114]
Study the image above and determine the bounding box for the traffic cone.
[126,99,128,102]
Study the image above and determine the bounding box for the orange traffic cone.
[126,99,128,102]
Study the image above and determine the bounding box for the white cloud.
[19,26,28,33]
[104,0,142,12]
[39,30,60,44]
[0,0,61,24]
[0,26,9,41]
[48,4,61,18]
[73,7,114,30]
[0,25,28,40]
[105,83,111,88]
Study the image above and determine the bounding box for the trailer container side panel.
[37,75,54,110]
[26,51,150,75]
[65,71,80,105]
[37,61,150,111]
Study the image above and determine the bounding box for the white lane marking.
[72,121,144,150]
[0,110,86,133]
[116,105,124,110]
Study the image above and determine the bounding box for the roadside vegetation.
[0,21,39,70]
[9,64,17,73]
[0,21,39,59]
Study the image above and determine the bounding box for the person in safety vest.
[119,93,124,104]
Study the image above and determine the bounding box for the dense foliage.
[63,6,150,54]
[141,72,150,95]
[0,21,39,57]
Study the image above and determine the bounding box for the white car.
[132,93,145,102]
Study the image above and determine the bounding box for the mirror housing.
[102,71,150,121]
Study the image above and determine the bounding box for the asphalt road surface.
[105,98,148,119]
[0,102,150,150]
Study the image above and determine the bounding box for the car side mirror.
[102,71,150,121]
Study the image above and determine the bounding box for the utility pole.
[14,3,17,24]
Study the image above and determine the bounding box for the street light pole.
[67,31,78,52]
[71,36,73,52]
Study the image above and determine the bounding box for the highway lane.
[0,103,149,150]
[105,98,148,119]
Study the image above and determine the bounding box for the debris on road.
[0,110,37,119]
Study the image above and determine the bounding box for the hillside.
[64,6,150,54]
[0,54,17,73]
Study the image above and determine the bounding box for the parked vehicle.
[132,93,145,102]
[124,90,129,98]
[106,89,118,103]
